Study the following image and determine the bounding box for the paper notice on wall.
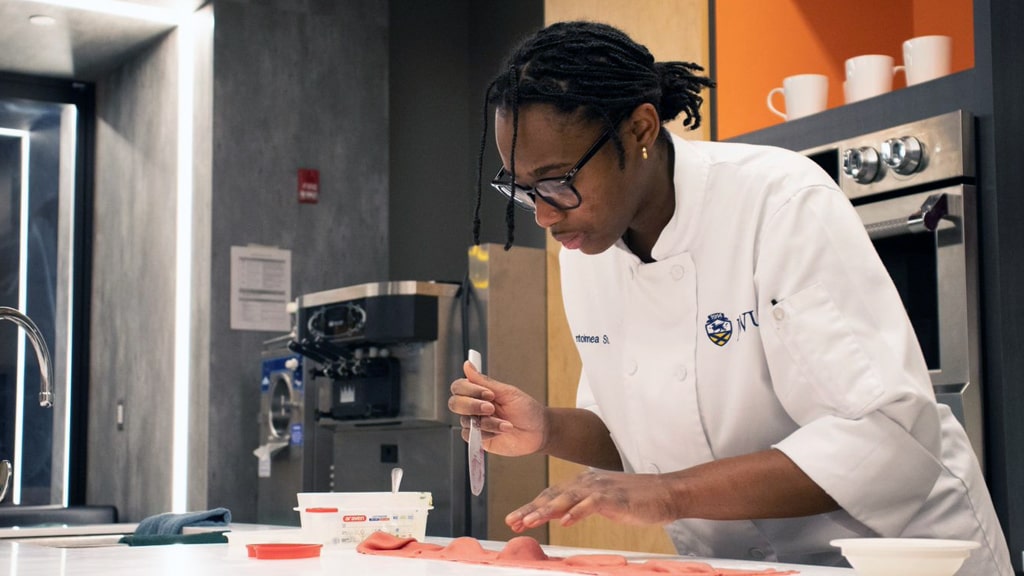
[230,245,292,331]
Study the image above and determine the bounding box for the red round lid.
[246,543,323,560]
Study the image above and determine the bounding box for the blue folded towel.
[133,507,232,536]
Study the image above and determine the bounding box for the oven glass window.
[873,232,940,370]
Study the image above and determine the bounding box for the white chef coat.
[560,133,1012,574]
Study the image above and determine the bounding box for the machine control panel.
[290,293,444,423]
[303,295,439,344]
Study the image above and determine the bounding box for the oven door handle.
[865,193,949,239]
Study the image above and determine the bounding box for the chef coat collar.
[613,132,709,263]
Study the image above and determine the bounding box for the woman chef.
[448,21,1013,574]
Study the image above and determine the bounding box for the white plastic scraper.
[468,349,485,496]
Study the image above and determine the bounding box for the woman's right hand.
[448,360,548,457]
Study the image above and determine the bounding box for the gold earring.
[642,146,648,160]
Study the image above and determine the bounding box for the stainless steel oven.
[800,111,982,462]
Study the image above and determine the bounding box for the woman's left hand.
[506,449,840,532]
[505,469,680,532]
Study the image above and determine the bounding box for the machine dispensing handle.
[288,339,329,364]
[309,337,347,362]
[288,339,353,380]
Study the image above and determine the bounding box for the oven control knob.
[842,146,880,183]
[880,136,923,175]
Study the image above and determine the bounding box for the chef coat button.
[674,365,688,381]
[671,265,685,280]
[627,360,638,375]
[648,463,661,474]
[772,307,785,321]
[748,548,766,560]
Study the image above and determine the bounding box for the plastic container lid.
[246,543,323,560]
[305,507,339,513]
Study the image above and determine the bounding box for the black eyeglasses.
[490,130,611,212]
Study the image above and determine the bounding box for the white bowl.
[831,538,980,576]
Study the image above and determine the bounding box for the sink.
[11,533,129,548]
[0,505,130,547]
[0,522,137,548]
[0,504,118,528]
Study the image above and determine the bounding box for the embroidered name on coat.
[575,334,609,344]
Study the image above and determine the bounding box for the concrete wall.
[86,0,546,523]
[388,0,545,283]
[87,0,390,522]
[88,32,179,519]
[205,0,389,522]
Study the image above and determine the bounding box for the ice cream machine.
[255,245,547,541]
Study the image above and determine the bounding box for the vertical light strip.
[172,9,195,513]
[0,129,32,505]
[61,105,78,507]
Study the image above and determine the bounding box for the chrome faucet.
[0,306,54,502]
[0,307,53,407]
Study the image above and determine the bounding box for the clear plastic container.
[301,507,342,547]
[295,492,432,546]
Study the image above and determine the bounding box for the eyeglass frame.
[490,129,612,212]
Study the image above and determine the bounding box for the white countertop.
[0,527,857,575]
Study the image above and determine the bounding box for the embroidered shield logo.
[705,312,732,347]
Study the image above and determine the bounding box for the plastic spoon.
[468,349,485,496]
[391,467,403,494]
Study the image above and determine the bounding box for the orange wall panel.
[715,0,973,140]
[912,0,975,74]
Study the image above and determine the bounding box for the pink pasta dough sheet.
[356,531,798,575]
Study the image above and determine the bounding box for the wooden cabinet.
[542,0,708,556]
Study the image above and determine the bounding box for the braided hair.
[473,21,715,249]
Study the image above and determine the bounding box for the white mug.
[766,74,829,121]
[845,54,903,103]
[903,35,952,86]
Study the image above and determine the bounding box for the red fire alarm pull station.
[298,168,319,204]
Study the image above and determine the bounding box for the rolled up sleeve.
[757,184,943,536]
[774,411,940,535]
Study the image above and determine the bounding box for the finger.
[473,415,512,433]
[450,378,496,401]
[560,494,600,528]
[505,507,529,533]
[463,359,482,379]
[462,361,504,396]
[505,497,544,533]
[448,395,495,417]
[460,412,512,430]
[531,476,616,528]
[505,487,566,531]
[518,504,568,531]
